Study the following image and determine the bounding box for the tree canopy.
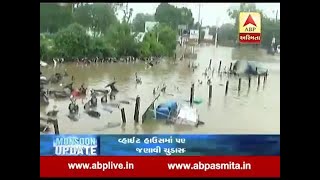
[53,23,91,58]
[132,13,155,32]
[73,3,117,37]
[40,3,73,33]
[155,3,194,30]
[40,2,280,62]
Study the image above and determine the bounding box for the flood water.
[40,45,280,134]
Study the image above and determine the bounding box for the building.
[144,21,159,33]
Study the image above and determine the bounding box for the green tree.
[141,32,165,57]
[179,7,194,29]
[155,24,177,56]
[105,23,139,57]
[40,34,57,60]
[88,37,115,58]
[192,22,201,29]
[53,23,91,58]
[132,13,155,32]
[40,3,73,33]
[155,3,194,30]
[218,23,236,41]
[261,19,280,48]
[40,39,47,60]
[208,26,217,37]
[73,3,118,37]
[72,4,92,28]
[200,30,205,41]
[138,41,152,57]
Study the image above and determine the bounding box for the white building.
[144,21,159,33]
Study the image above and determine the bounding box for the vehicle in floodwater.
[276,45,280,54]
[143,98,203,127]
[232,60,268,76]
[40,61,48,67]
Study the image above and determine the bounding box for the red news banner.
[40,156,280,177]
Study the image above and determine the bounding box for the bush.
[53,23,91,59]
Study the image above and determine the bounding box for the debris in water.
[102,107,113,113]
[119,100,130,104]
[93,122,121,131]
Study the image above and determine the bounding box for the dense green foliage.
[40,3,280,61]
[132,13,155,32]
[155,3,194,30]
[40,3,73,33]
[40,3,180,61]
[54,23,91,58]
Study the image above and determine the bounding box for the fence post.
[134,96,140,123]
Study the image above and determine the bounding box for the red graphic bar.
[40,156,280,178]
[239,33,261,44]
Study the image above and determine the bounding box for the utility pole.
[214,18,219,48]
[198,4,201,45]
[275,9,278,23]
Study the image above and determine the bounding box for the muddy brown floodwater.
[40,45,280,134]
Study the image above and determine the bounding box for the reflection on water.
[40,46,280,134]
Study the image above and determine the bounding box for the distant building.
[189,29,199,40]
[144,21,159,33]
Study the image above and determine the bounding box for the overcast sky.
[118,3,280,27]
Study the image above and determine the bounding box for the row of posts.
[224,74,267,96]
[189,72,268,106]
[207,60,268,96]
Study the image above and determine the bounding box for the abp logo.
[239,12,261,44]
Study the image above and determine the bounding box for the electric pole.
[198,4,201,45]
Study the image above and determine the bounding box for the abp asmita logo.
[239,12,261,44]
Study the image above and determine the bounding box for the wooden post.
[238,78,241,92]
[134,96,140,123]
[218,61,222,73]
[190,83,194,106]
[209,84,213,99]
[248,76,251,89]
[225,81,229,95]
[258,75,261,87]
[255,67,258,75]
[121,108,126,124]
[229,62,233,72]
[53,120,59,135]
[263,74,267,84]
[209,59,212,69]
[266,70,269,79]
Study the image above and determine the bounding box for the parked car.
[276,45,280,54]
